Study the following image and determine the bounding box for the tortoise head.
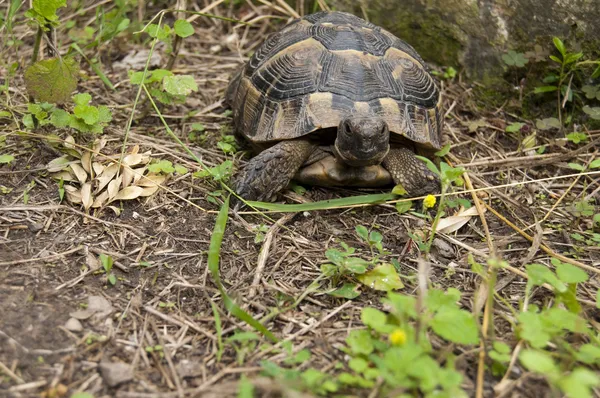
[334,116,390,167]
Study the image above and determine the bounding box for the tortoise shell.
[226,11,442,150]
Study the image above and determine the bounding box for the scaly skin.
[383,147,440,196]
[233,139,317,202]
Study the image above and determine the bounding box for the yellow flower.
[423,194,437,209]
[389,329,407,346]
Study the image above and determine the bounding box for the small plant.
[99,253,116,285]
[23,93,112,134]
[320,226,403,299]
[502,50,529,68]
[129,69,198,105]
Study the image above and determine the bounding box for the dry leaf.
[437,206,482,234]
[52,170,77,182]
[47,156,71,172]
[92,190,109,208]
[64,135,76,149]
[81,183,93,210]
[132,167,147,183]
[92,162,104,176]
[121,166,134,189]
[70,163,88,184]
[112,186,144,201]
[93,137,108,153]
[138,174,166,187]
[123,154,144,167]
[97,164,119,193]
[107,177,122,200]
[139,186,159,197]
[130,144,139,155]
[81,151,92,174]
[64,185,82,204]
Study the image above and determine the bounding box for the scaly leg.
[383,147,440,197]
[233,139,317,203]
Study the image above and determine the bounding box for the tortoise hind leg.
[383,147,440,197]
[233,139,317,203]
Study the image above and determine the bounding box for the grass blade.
[210,300,224,361]
[246,192,397,212]
[208,196,278,342]
[70,43,115,90]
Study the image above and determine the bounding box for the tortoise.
[226,11,442,202]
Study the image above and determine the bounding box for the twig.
[0,245,83,267]
[249,213,296,298]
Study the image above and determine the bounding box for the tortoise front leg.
[233,139,317,203]
[383,147,440,197]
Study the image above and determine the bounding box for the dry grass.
[1,1,600,397]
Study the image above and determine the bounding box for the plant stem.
[425,186,447,253]
[31,26,43,64]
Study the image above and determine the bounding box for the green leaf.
[518,312,551,348]
[431,308,479,345]
[73,92,91,105]
[71,393,94,398]
[357,263,404,291]
[174,19,194,38]
[74,104,99,125]
[391,184,408,195]
[505,122,524,133]
[237,375,254,398]
[348,357,368,373]
[107,273,116,285]
[355,225,369,241]
[23,114,35,129]
[564,52,583,65]
[395,200,413,214]
[361,307,388,332]
[582,85,600,100]
[568,163,586,171]
[502,50,528,67]
[0,155,15,164]
[583,106,600,120]
[344,257,369,274]
[435,143,451,157]
[589,159,600,169]
[99,253,113,273]
[50,108,70,127]
[329,283,361,299]
[24,57,79,104]
[559,368,600,398]
[575,344,600,365]
[566,132,588,144]
[426,288,461,312]
[556,262,588,284]
[163,75,198,96]
[597,289,600,309]
[535,117,561,130]
[520,350,558,374]
[33,0,66,21]
[525,263,567,292]
[147,23,171,40]
[534,86,558,94]
[174,164,188,175]
[246,192,396,212]
[346,329,374,355]
[552,37,566,57]
[208,198,278,343]
[148,159,175,174]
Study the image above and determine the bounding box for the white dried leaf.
[81,151,92,174]
[131,167,147,183]
[96,164,119,193]
[92,162,104,176]
[121,166,134,189]
[106,206,121,216]
[139,186,159,197]
[107,177,122,200]
[93,137,108,153]
[65,185,82,204]
[437,206,482,234]
[138,174,166,187]
[123,154,144,167]
[64,135,76,149]
[70,163,88,184]
[81,183,93,210]
[92,190,109,208]
[130,144,139,155]
[86,252,100,270]
[52,170,77,182]
[47,156,71,172]
[111,186,144,201]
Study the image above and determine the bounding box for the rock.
[99,361,134,387]
[330,0,600,80]
[64,318,83,332]
[432,238,455,258]
[176,360,203,379]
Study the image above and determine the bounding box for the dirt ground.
[1,2,600,398]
